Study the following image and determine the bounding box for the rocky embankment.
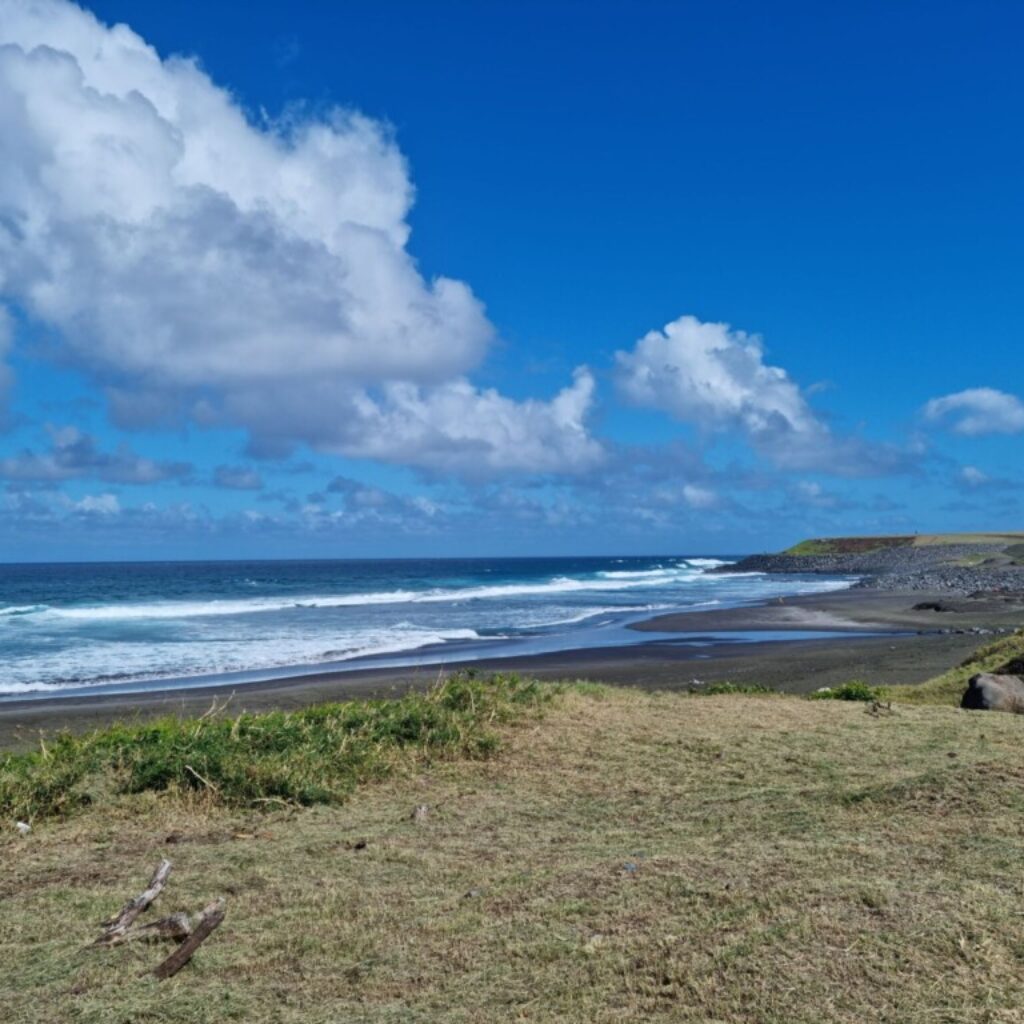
[722,541,1024,595]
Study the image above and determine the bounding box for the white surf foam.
[20,569,712,623]
[0,604,47,618]
[0,625,490,695]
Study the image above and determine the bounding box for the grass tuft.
[809,681,882,702]
[693,681,775,696]
[0,672,552,822]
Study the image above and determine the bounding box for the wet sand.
[0,588,1020,750]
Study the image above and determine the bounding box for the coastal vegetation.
[784,532,1024,557]
[5,626,1024,1021]
[808,681,883,701]
[882,626,1024,706]
[5,627,1024,822]
[6,666,1024,1022]
[0,672,552,823]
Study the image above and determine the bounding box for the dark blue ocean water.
[0,556,854,699]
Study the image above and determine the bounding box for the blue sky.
[0,0,1021,559]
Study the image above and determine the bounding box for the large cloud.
[0,0,598,474]
[924,388,1024,436]
[615,315,908,477]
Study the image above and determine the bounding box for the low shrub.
[809,681,881,702]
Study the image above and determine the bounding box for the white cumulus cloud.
[615,314,909,477]
[0,0,598,475]
[326,368,603,476]
[924,388,1024,436]
[616,315,816,439]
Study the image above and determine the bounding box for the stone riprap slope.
[723,535,1024,594]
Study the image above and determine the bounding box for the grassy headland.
[784,532,1024,557]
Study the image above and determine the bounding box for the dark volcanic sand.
[0,588,1020,751]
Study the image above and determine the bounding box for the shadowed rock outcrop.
[961,673,1024,713]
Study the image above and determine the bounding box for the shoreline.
[1,586,1020,749]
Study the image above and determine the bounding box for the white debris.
[15,821,31,835]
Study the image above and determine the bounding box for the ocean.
[0,556,854,700]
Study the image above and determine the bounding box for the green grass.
[0,672,552,822]
[7,686,1024,1023]
[784,536,913,556]
[692,681,775,696]
[784,532,1024,556]
[911,532,1024,546]
[882,628,1024,706]
[7,637,1024,1020]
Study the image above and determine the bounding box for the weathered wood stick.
[103,912,193,947]
[94,859,173,945]
[151,899,226,979]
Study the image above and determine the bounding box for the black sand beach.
[1,587,1020,750]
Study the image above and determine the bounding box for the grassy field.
[5,653,1024,1022]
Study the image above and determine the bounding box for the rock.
[961,673,1024,713]
[912,601,949,612]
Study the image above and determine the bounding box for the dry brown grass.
[5,686,1024,1022]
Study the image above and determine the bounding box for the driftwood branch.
[90,859,226,975]
[94,859,173,946]
[151,898,226,979]
[103,912,193,947]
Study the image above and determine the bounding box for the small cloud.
[74,493,120,515]
[791,480,849,510]
[924,388,1024,436]
[214,465,264,491]
[959,465,989,487]
[682,484,718,509]
[953,464,1019,493]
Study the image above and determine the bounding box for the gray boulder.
[961,673,1024,713]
